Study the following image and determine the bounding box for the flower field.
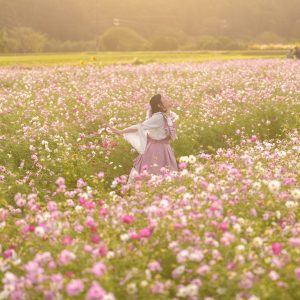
[1,59,300,299]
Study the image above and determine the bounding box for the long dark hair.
[149,94,167,115]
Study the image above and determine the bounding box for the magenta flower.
[91,234,101,244]
[122,215,134,225]
[218,221,228,232]
[139,227,152,238]
[98,245,108,256]
[271,243,282,256]
[3,248,14,258]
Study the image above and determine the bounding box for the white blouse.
[122,111,179,154]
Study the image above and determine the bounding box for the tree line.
[0,0,299,52]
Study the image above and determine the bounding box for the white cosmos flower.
[189,250,204,262]
[275,210,281,219]
[120,234,130,241]
[34,226,45,237]
[0,290,9,299]
[183,192,193,200]
[188,155,196,164]
[179,156,189,163]
[180,169,189,176]
[248,295,260,300]
[252,181,261,190]
[175,265,185,275]
[291,188,300,201]
[177,286,188,297]
[285,201,298,208]
[185,284,199,297]
[159,199,169,208]
[217,287,227,295]
[253,237,263,247]
[267,180,281,193]
[195,166,203,174]
[140,281,148,288]
[75,205,83,212]
[235,245,245,252]
[103,294,115,300]
[207,183,215,192]
[233,224,241,233]
[106,251,115,259]
[126,283,137,294]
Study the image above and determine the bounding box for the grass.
[0,50,287,67]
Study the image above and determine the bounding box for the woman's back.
[143,112,167,140]
[143,111,178,140]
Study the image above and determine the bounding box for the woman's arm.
[108,114,161,135]
[120,127,138,134]
[107,125,138,135]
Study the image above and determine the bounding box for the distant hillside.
[0,0,299,41]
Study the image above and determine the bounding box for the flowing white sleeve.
[122,114,161,154]
[170,111,179,122]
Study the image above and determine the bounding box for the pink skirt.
[133,134,178,175]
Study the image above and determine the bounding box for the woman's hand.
[107,125,122,135]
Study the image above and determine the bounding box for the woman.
[108,94,179,184]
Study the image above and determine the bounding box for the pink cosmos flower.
[59,250,76,265]
[197,264,210,275]
[55,177,65,186]
[62,236,73,246]
[218,221,228,231]
[250,208,257,217]
[148,261,162,272]
[150,281,165,294]
[66,279,84,296]
[92,262,107,277]
[16,197,26,207]
[86,283,106,300]
[295,268,300,280]
[85,216,96,228]
[139,227,152,238]
[220,232,235,246]
[179,162,187,169]
[269,270,280,281]
[97,172,104,179]
[74,224,84,233]
[11,290,24,300]
[100,207,108,217]
[289,238,300,247]
[85,201,96,210]
[47,201,57,212]
[129,232,139,240]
